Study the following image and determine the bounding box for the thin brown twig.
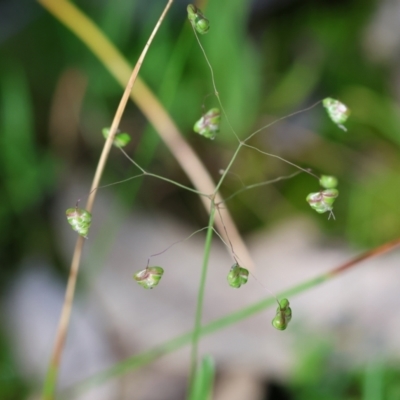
[328,236,400,277]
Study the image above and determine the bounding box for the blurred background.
[1,0,400,399]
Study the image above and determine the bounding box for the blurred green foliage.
[290,339,400,400]
[0,332,30,399]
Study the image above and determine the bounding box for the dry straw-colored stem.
[41,1,174,398]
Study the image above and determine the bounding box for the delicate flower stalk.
[227,263,249,288]
[187,4,210,35]
[193,108,221,140]
[102,127,131,148]
[322,97,350,131]
[272,298,292,331]
[306,188,339,215]
[65,207,92,238]
[134,266,164,289]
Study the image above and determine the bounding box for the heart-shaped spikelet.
[66,207,92,238]
[272,298,292,331]
[227,263,249,288]
[187,4,210,35]
[134,266,164,289]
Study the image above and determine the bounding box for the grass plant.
[35,1,400,399]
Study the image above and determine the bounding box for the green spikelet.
[306,188,339,214]
[102,127,131,148]
[227,263,249,288]
[134,266,164,289]
[66,207,92,238]
[319,175,338,189]
[187,4,210,34]
[322,97,350,131]
[193,108,221,140]
[272,298,292,331]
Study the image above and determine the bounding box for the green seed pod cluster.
[306,188,339,214]
[66,207,92,238]
[322,97,350,131]
[193,108,221,140]
[187,4,210,34]
[272,298,292,331]
[134,266,164,289]
[102,127,131,148]
[227,263,249,288]
[307,175,339,216]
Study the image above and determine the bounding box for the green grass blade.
[189,355,215,400]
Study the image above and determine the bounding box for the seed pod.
[134,266,164,289]
[227,263,249,288]
[306,188,339,214]
[66,207,92,238]
[102,127,131,148]
[272,298,292,331]
[187,4,210,34]
[193,108,221,140]
[319,175,338,189]
[322,97,350,131]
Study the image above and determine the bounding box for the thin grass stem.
[242,142,320,180]
[243,100,322,143]
[218,170,303,205]
[189,204,216,392]
[148,226,209,260]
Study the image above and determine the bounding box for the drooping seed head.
[187,4,210,34]
[227,263,249,288]
[272,298,292,331]
[133,266,164,289]
[66,207,92,238]
[306,188,339,214]
[193,108,221,140]
[322,97,350,131]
